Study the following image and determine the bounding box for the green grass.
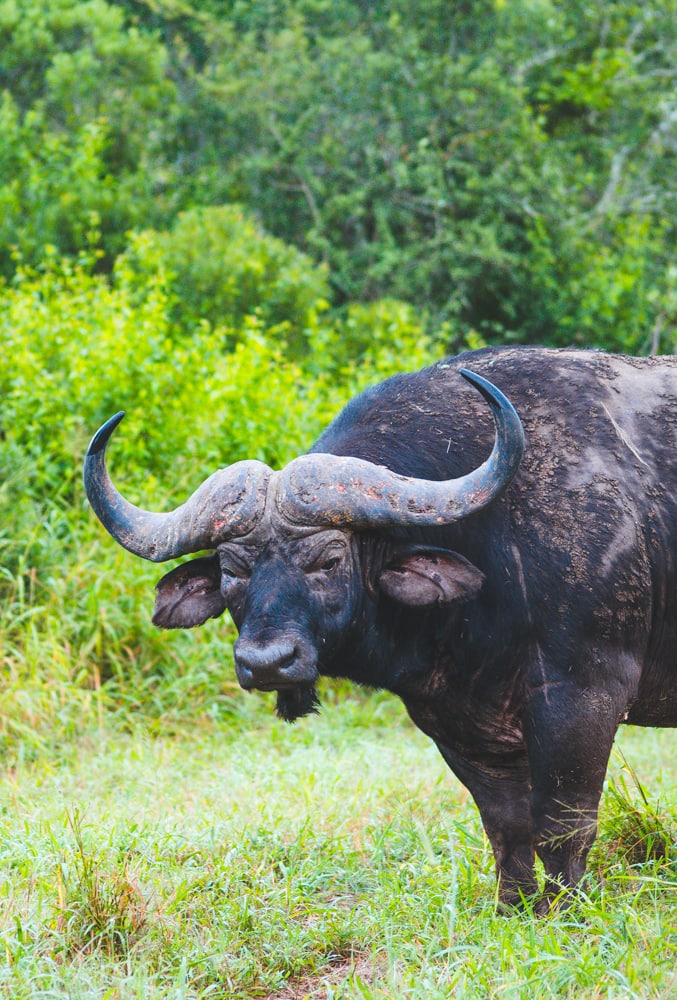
[0,689,675,999]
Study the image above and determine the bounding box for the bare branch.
[266,116,326,258]
[515,43,578,77]
[578,146,631,231]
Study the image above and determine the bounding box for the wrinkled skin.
[153,516,483,713]
[132,347,677,911]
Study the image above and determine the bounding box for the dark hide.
[150,346,677,911]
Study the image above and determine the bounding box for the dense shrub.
[136,0,676,348]
[119,206,330,347]
[0,0,174,274]
[1,0,675,349]
[0,248,432,496]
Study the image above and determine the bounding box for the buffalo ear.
[152,555,227,629]
[377,545,484,607]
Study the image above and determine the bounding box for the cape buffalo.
[84,346,677,911]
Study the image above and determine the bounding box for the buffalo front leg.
[524,682,624,910]
[437,744,538,909]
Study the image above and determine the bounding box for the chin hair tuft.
[275,686,321,723]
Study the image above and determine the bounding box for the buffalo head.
[84,370,524,719]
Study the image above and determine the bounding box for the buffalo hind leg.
[437,745,538,910]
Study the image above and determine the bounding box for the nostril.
[234,638,298,687]
[235,640,296,670]
[277,647,297,671]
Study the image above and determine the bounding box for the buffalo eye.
[218,548,251,582]
[305,539,346,575]
[319,555,341,573]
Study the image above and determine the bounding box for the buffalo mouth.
[251,679,310,692]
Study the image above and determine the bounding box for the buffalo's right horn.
[83,412,270,561]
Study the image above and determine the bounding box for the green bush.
[2,0,675,349]
[119,207,331,349]
[0,252,432,498]
[134,0,676,349]
[0,0,174,274]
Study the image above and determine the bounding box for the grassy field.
[0,684,676,999]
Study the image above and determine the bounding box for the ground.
[0,689,675,998]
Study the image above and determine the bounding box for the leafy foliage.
[0,0,174,273]
[0,0,675,347]
[107,0,677,347]
[120,205,330,345]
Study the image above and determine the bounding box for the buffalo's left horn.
[83,412,270,561]
[276,369,524,528]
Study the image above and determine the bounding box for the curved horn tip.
[458,367,505,405]
[86,411,126,457]
[459,367,525,461]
